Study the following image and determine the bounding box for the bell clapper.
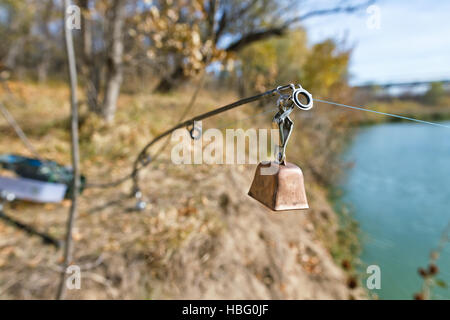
[248,84,314,211]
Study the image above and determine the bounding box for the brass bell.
[248,161,309,211]
[248,84,311,211]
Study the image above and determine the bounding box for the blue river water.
[340,121,450,299]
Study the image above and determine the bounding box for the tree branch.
[206,0,217,37]
[224,0,374,52]
[225,27,285,52]
[215,0,259,46]
[287,0,375,25]
[214,8,227,44]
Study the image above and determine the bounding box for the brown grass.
[0,81,364,299]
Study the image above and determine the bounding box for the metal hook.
[273,104,294,164]
[275,84,295,107]
[272,84,313,163]
[275,86,293,113]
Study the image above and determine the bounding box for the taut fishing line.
[314,98,450,129]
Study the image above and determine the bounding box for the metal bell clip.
[248,85,312,211]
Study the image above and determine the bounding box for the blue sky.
[301,0,450,85]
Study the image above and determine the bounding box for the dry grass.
[0,81,364,299]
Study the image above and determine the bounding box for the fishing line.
[314,98,450,129]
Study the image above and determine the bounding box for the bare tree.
[79,0,100,113]
[36,0,55,83]
[77,0,127,122]
[102,0,126,122]
[1,0,34,73]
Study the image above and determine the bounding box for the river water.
[340,121,450,299]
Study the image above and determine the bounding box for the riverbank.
[323,97,450,299]
[0,81,365,299]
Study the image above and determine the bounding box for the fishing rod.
[130,84,312,193]
[86,84,304,192]
[86,83,450,211]
[87,84,315,210]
